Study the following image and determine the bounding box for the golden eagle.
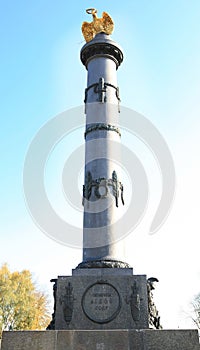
[82,9,114,43]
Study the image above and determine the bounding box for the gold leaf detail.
[82,9,114,43]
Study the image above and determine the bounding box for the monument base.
[54,268,149,330]
[2,329,200,350]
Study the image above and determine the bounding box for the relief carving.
[82,282,121,323]
[126,281,141,322]
[60,282,74,325]
[83,170,124,207]
[46,278,57,330]
[147,277,162,329]
[84,123,121,139]
[77,259,130,269]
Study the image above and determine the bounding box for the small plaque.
[82,282,121,323]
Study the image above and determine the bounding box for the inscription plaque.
[82,282,121,323]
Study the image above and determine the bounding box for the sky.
[1,0,200,329]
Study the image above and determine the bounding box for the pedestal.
[54,268,148,330]
[2,329,200,350]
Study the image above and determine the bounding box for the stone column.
[79,33,128,268]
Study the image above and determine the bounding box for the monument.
[1,9,200,350]
[47,8,150,332]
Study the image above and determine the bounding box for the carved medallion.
[82,281,121,323]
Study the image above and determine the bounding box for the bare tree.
[191,294,200,329]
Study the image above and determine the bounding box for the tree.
[190,293,200,330]
[0,264,50,338]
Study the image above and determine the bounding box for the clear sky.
[1,0,200,329]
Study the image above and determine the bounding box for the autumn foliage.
[0,264,50,337]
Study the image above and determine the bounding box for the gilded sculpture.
[82,9,114,42]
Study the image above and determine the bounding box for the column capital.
[81,33,123,69]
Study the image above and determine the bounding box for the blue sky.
[1,0,200,328]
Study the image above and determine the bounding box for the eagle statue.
[82,9,114,43]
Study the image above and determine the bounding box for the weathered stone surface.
[54,271,149,330]
[2,329,200,350]
[139,329,200,350]
[72,267,133,276]
[57,330,130,350]
[1,331,56,350]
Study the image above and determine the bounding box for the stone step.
[2,329,200,350]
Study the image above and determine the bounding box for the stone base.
[2,329,200,350]
[55,268,149,330]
